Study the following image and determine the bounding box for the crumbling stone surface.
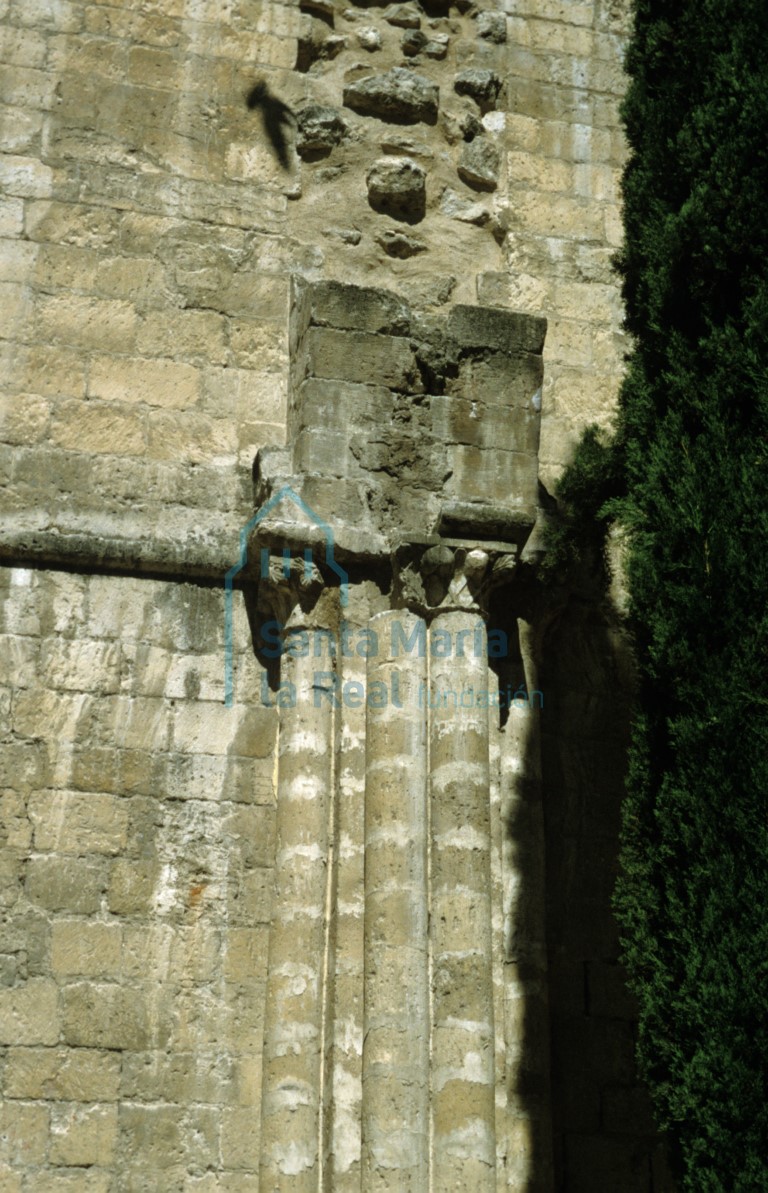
[382,2,422,28]
[343,68,440,124]
[457,137,501,190]
[454,68,503,111]
[296,105,348,157]
[260,279,545,557]
[376,228,428,257]
[357,25,382,50]
[297,18,347,72]
[440,186,490,224]
[402,29,428,56]
[292,277,411,336]
[477,11,507,42]
[424,33,450,58]
[401,29,449,59]
[366,156,427,221]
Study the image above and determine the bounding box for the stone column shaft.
[362,610,430,1190]
[327,626,367,1188]
[260,632,335,1191]
[429,610,496,1190]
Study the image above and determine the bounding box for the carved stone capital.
[392,537,518,618]
[255,552,326,631]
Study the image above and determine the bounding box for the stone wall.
[1,0,628,572]
[0,0,671,1188]
[0,565,275,1189]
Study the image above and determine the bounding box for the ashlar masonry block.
[255,277,547,564]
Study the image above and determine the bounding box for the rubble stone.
[357,26,382,50]
[457,136,501,190]
[344,68,439,124]
[366,156,427,221]
[383,3,422,28]
[296,105,348,157]
[454,68,503,111]
[376,228,428,257]
[477,11,507,42]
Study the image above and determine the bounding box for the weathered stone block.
[35,295,137,352]
[454,68,502,111]
[0,150,53,193]
[135,309,227,364]
[366,156,427,222]
[61,982,150,1050]
[5,1047,121,1101]
[0,1100,49,1166]
[477,11,506,42]
[28,790,129,856]
[295,106,347,158]
[50,400,146,455]
[87,356,199,409]
[343,69,439,125]
[23,1174,110,1193]
[118,1105,184,1171]
[430,394,533,452]
[295,379,396,434]
[25,857,105,913]
[0,978,59,1045]
[457,137,501,191]
[49,1103,118,1166]
[294,427,355,478]
[222,806,276,870]
[106,858,159,915]
[383,2,421,27]
[223,927,270,984]
[448,304,547,356]
[447,445,538,507]
[375,228,428,257]
[51,921,122,979]
[293,278,411,338]
[303,327,422,392]
[450,351,544,408]
[221,1107,261,1169]
[40,639,121,693]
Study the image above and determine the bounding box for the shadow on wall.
[246,81,296,170]
[537,599,676,1193]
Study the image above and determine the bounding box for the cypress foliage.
[611,1,768,1187]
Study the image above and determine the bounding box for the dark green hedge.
[609,2,768,1188]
